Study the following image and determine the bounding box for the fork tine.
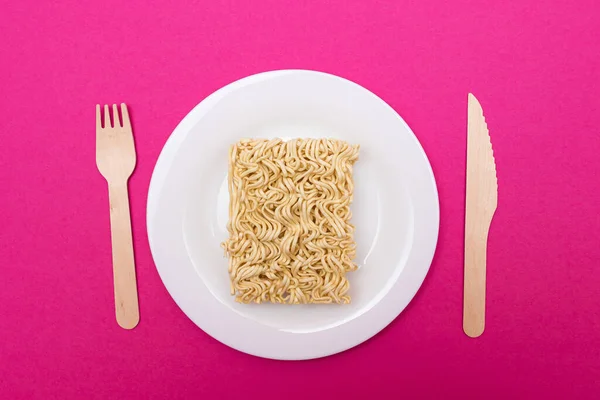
[112,104,121,127]
[103,104,111,128]
[96,105,102,130]
[121,103,130,128]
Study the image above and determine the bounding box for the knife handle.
[463,224,489,338]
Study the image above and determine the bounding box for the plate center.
[183,132,413,332]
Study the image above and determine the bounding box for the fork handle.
[107,182,139,329]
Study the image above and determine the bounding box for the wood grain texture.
[96,103,139,329]
[463,93,497,338]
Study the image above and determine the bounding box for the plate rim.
[147,69,440,359]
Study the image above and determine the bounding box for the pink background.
[1,0,599,398]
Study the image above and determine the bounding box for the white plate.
[147,70,439,360]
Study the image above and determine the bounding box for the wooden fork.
[96,103,139,329]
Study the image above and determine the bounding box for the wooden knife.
[463,93,498,338]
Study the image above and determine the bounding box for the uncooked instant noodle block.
[222,138,360,304]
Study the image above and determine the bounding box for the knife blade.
[463,93,498,338]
